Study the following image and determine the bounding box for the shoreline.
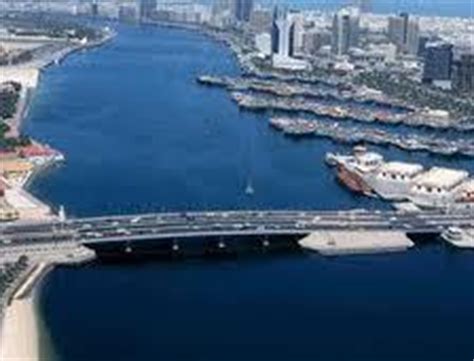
[0,27,115,223]
[0,263,52,361]
[0,255,97,361]
[3,28,115,136]
[0,27,114,361]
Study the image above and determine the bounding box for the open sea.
[24,24,474,361]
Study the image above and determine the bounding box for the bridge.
[1,209,473,257]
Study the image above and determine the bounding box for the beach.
[0,263,51,361]
[0,297,40,361]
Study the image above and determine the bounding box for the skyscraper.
[212,0,233,16]
[422,42,453,84]
[234,0,253,22]
[331,7,360,56]
[453,53,474,94]
[91,0,99,16]
[271,6,282,54]
[139,0,157,21]
[271,6,295,58]
[388,13,419,55]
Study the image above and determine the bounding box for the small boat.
[245,181,255,196]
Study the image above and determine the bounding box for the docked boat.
[441,227,474,249]
[325,147,474,210]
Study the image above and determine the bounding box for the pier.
[269,117,474,157]
[298,231,414,256]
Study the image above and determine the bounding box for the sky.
[256,0,474,17]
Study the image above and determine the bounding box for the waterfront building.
[212,0,233,16]
[289,11,305,56]
[270,7,309,71]
[139,0,157,21]
[453,53,474,94]
[255,32,272,57]
[422,42,453,85]
[388,12,419,55]
[249,9,272,33]
[417,35,430,58]
[349,43,397,67]
[409,168,469,209]
[327,148,474,210]
[234,0,253,23]
[119,3,139,23]
[0,158,33,182]
[90,0,98,16]
[271,6,282,55]
[272,7,293,58]
[331,7,360,56]
[302,29,332,55]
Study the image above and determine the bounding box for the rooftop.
[455,179,474,194]
[379,162,424,176]
[413,167,469,190]
[0,158,33,174]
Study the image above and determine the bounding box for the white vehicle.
[131,217,142,224]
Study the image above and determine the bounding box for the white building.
[331,6,360,56]
[409,167,469,208]
[255,32,272,57]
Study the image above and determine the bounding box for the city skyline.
[0,2,473,361]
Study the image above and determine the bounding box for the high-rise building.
[388,12,419,55]
[331,7,360,56]
[271,7,295,58]
[213,0,233,15]
[249,9,272,33]
[417,35,430,58]
[289,11,305,56]
[271,6,281,55]
[139,0,157,21]
[302,30,332,55]
[353,0,371,13]
[453,53,474,94]
[270,7,309,70]
[234,0,253,22]
[91,0,98,16]
[422,42,454,84]
[119,3,139,23]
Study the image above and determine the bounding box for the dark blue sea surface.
[24,25,474,361]
[41,248,474,361]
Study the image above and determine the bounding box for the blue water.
[24,25,474,361]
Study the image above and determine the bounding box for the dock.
[298,231,415,256]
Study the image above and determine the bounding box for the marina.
[231,92,474,131]
[197,75,412,111]
[268,117,474,157]
[0,16,472,361]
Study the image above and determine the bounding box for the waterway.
[24,25,474,361]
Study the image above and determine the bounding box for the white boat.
[441,227,474,249]
[326,147,474,210]
[245,181,255,196]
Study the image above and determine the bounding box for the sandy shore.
[0,263,52,361]
[0,298,40,361]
